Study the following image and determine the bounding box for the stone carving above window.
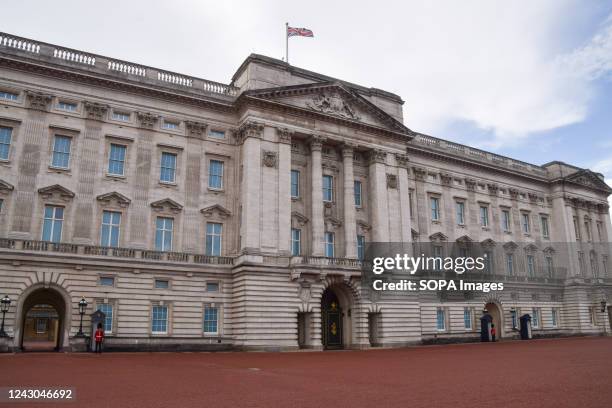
[291,211,309,226]
[136,111,159,128]
[151,198,183,214]
[386,174,398,189]
[83,101,109,121]
[38,184,75,202]
[200,204,231,219]
[185,121,207,137]
[0,179,14,194]
[96,191,131,208]
[306,92,360,120]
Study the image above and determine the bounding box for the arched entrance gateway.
[15,286,71,352]
[321,285,356,349]
[484,302,503,339]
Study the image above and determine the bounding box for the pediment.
[543,246,556,254]
[357,219,371,232]
[429,232,448,242]
[481,238,496,248]
[291,211,309,226]
[243,82,412,136]
[524,244,539,253]
[96,191,131,207]
[0,179,14,193]
[151,198,183,213]
[200,204,231,218]
[565,170,612,193]
[38,184,75,200]
[455,235,473,244]
[503,241,518,251]
[324,215,343,229]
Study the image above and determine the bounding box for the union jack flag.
[287,26,314,38]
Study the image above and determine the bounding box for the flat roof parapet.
[0,32,239,98]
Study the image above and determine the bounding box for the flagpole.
[285,22,289,64]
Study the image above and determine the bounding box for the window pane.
[160,152,177,182]
[291,170,299,198]
[323,175,333,201]
[354,181,362,206]
[209,160,224,189]
[206,282,219,292]
[52,135,71,168]
[0,127,12,160]
[204,306,218,333]
[97,304,113,332]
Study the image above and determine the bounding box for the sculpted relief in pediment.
[305,92,360,120]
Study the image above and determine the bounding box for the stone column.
[277,128,292,255]
[396,154,413,243]
[368,149,390,243]
[310,136,325,256]
[343,144,357,258]
[239,121,264,254]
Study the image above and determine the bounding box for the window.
[0,91,18,101]
[208,160,224,189]
[206,222,222,256]
[603,256,609,276]
[36,318,48,334]
[151,305,168,334]
[42,205,64,243]
[506,254,514,275]
[578,251,586,275]
[501,210,511,232]
[551,308,559,328]
[291,228,301,256]
[479,206,489,227]
[430,197,440,221]
[203,306,218,334]
[291,170,300,198]
[409,192,414,218]
[101,211,121,247]
[208,129,225,139]
[0,199,3,213]
[0,126,12,160]
[58,101,77,112]
[162,120,179,130]
[357,235,366,260]
[456,202,465,225]
[51,135,71,169]
[532,308,540,328]
[590,306,597,325]
[463,307,472,330]
[206,282,219,292]
[511,310,517,329]
[526,255,535,277]
[160,152,177,183]
[99,276,114,287]
[546,256,554,278]
[484,251,492,274]
[596,222,603,241]
[108,144,126,176]
[112,111,130,121]
[590,252,599,278]
[155,279,169,289]
[522,213,530,234]
[324,232,335,258]
[97,303,113,333]
[354,180,362,207]
[155,217,173,251]
[584,220,592,241]
[541,216,550,238]
[573,217,581,240]
[322,175,333,202]
[436,307,446,331]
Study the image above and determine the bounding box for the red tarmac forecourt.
[0,337,610,408]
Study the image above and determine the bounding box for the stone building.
[0,32,610,352]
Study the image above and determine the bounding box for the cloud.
[591,158,612,217]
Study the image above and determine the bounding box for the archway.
[321,285,356,349]
[485,302,503,339]
[18,287,69,352]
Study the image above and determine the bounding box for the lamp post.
[77,296,87,336]
[0,295,10,337]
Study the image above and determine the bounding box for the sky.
[2,0,612,207]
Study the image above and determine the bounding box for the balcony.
[0,238,233,266]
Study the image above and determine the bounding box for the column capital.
[277,127,293,144]
[342,143,358,158]
[238,120,264,144]
[83,101,109,121]
[369,149,387,165]
[395,153,410,168]
[25,90,53,111]
[310,135,326,152]
[185,120,208,137]
[136,111,160,129]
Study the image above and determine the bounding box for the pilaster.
[310,135,325,256]
[343,144,357,258]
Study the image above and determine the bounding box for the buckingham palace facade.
[0,32,611,352]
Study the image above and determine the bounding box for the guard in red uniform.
[490,324,496,342]
[94,323,105,353]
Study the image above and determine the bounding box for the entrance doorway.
[321,289,343,349]
[485,302,502,339]
[19,288,67,351]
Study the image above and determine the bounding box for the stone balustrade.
[413,134,548,178]
[0,238,234,266]
[0,32,239,97]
